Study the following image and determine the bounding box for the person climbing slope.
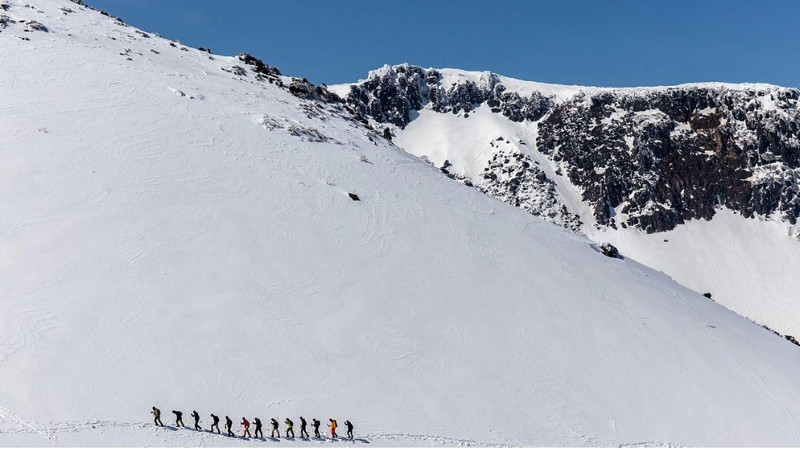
[173,410,184,427]
[225,415,234,436]
[241,417,251,438]
[328,418,338,438]
[254,417,263,438]
[312,418,321,438]
[270,418,280,438]
[191,410,201,431]
[299,416,309,438]
[345,420,353,440]
[151,407,163,427]
[285,417,295,438]
[210,414,220,434]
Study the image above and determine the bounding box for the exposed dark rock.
[236,53,281,79]
[703,292,713,299]
[478,149,581,231]
[600,243,619,258]
[538,85,800,233]
[222,65,247,76]
[288,78,341,103]
[23,20,48,32]
[348,193,361,201]
[344,64,552,128]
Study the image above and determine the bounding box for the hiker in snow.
[241,417,252,438]
[173,410,185,427]
[151,407,164,427]
[191,410,201,431]
[254,417,263,438]
[312,418,321,438]
[210,414,221,434]
[345,420,353,440]
[328,418,338,438]
[285,417,295,438]
[225,415,234,436]
[299,416,309,438]
[270,418,280,438]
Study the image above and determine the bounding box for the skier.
[173,410,185,427]
[270,418,280,438]
[345,420,353,440]
[285,417,295,438]
[210,414,221,434]
[151,407,164,427]
[254,417,263,438]
[225,415,234,437]
[312,418,321,438]
[328,418,338,438]
[299,416,309,438]
[191,410,201,431]
[241,417,252,438]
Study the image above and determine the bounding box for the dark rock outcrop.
[344,64,551,128]
[538,86,800,232]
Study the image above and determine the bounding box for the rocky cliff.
[342,65,800,234]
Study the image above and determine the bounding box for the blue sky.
[88,0,799,88]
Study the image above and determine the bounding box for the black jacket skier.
[312,418,321,438]
[299,416,309,438]
[173,410,184,427]
[191,410,201,431]
[270,418,280,438]
[210,414,220,433]
[254,417,263,438]
[345,420,353,440]
[225,415,234,436]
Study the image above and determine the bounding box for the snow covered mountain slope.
[333,65,800,338]
[5,0,800,446]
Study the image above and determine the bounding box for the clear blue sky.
[88,0,799,88]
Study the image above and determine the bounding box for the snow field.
[2,0,800,447]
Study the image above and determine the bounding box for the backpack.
[286,419,293,426]
[332,420,337,427]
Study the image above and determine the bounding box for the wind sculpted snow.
[3,0,800,447]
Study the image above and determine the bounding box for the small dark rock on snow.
[599,243,619,258]
[348,193,361,201]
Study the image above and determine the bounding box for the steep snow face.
[6,0,800,447]
[338,64,800,339]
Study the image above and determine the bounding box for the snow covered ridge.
[339,64,800,234]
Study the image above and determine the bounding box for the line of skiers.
[151,407,354,440]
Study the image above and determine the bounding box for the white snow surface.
[4,0,800,447]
